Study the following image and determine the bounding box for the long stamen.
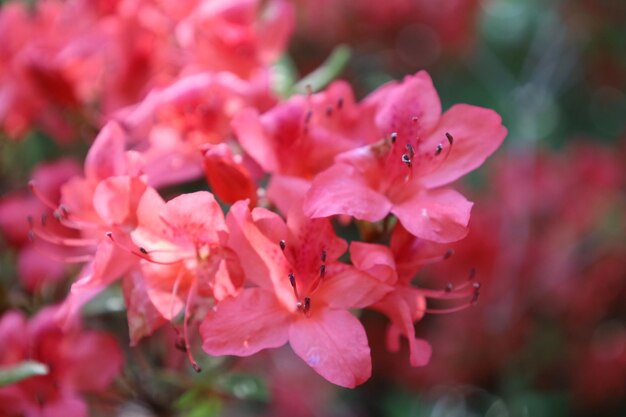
[28,181,58,211]
[28,222,99,248]
[183,281,202,373]
[106,232,181,265]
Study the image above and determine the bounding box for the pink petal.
[64,331,123,392]
[122,271,167,345]
[289,309,371,388]
[232,107,279,172]
[349,241,397,285]
[226,202,293,306]
[38,394,87,417]
[420,104,507,188]
[374,290,431,367]
[162,191,227,244]
[304,163,392,221]
[314,266,392,309]
[201,288,290,357]
[92,176,147,227]
[365,71,442,139]
[202,143,258,206]
[266,174,311,215]
[84,121,127,181]
[391,187,473,242]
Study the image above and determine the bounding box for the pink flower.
[0,306,122,417]
[200,200,392,387]
[304,71,507,242]
[232,80,364,213]
[128,190,243,366]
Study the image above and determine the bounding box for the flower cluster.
[1,0,506,393]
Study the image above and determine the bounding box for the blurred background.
[1,0,625,416]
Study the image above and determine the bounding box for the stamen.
[288,272,299,299]
[401,154,412,168]
[28,181,58,211]
[390,132,397,144]
[139,247,148,254]
[303,297,311,316]
[106,232,181,265]
[326,106,333,117]
[320,249,327,263]
[183,282,202,373]
[445,132,454,144]
[435,144,443,156]
[444,249,454,259]
[319,264,326,278]
[279,240,286,251]
[406,144,415,159]
[337,97,344,109]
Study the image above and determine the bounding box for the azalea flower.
[0,306,122,417]
[304,71,507,242]
[200,200,392,387]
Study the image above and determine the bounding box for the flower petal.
[392,187,472,242]
[304,163,392,221]
[289,309,371,388]
[201,288,290,357]
[420,104,507,188]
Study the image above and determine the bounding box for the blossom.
[304,71,507,242]
[200,200,392,387]
[0,306,122,417]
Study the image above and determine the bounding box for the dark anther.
[435,144,443,156]
[406,143,415,158]
[390,132,398,143]
[106,232,113,238]
[319,264,326,278]
[444,249,454,259]
[471,282,481,304]
[305,110,313,123]
[27,215,34,226]
[192,363,202,373]
[445,283,453,292]
[412,116,418,123]
[288,272,296,288]
[279,240,286,251]
[401,154,412,167]
[139,247,148,254]
[320,249,327,263]
[303,297,311,313]
[337,97,344,109]
[445,132,454,145]
[326,106,333,117]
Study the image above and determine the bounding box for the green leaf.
[293,45,352,94]
[215,373,269,402]
[0,361,49,387]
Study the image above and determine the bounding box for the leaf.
[293,45,352,94]
[0,361,49,387]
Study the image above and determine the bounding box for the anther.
[326,106,333,117]
[390,132,398,144]
[305,110,313,123]
[406,143,415,158]
[444,249,454,259]
[319,264,326,278]
[445,283,454,292]
[471,282,481,304]
[27,215,34,226]
[401,154,412,168]
[303,297,311,314]
[279,240,286,251]
[337,97,344,109]
[139,247,148,254]
[435,144,443,156]
[288,272,296,289]
[412,116,418,123]
[320,249,327,263]
[445,132,454,145]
